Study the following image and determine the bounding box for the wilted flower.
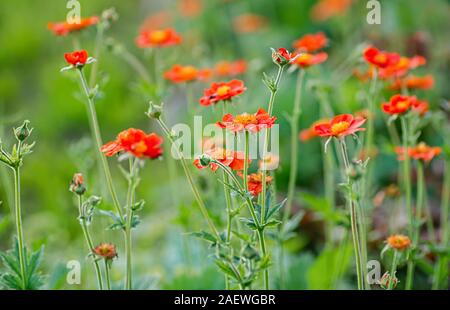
[363,46,400,69]
[69,173,86,196]
[381,94,416,115]
[314,114,366,138]
[199,79,246,106]
[48,16,99,36]
[386,234,411,251]
[293,32,328,52]
[388,75,434,91]
[93,243,118,260]
[217,108,276,133]
[101,128,163,159]
[395,142,442,163]
[292,52,328,68]
[136,28,182,48]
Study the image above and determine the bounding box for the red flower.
[215,60,247,77]
[199,79,246,106]
[395,142,441,163]
[64,50,89,67]
[314,114,366,138]
[232,14,268,34]
[136,28,182,48]
[217,108,276,133]
[310,0,353,22]
[363,46,400,69]
[92,243,118,260]
[381,94,415,115]
[292,52,328,68]
[412,99,429,116]
[388,75,434,91]
[299,119,329,141]
[378,55,426,79]
[272,48,295,65]
[238,172,273,197]
[48,16,99,36]
[293,32,328,52]
[194,148,248,172]
[164,65,199,83]
[101,128,163,159]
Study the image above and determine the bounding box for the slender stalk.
[89,24,104,88]
[156,118,220,239]
[78,195,103,290]
[104,260,111,290]
[77,69,124,221]
[401,116,414,290]
[12,166,26,290]
[243,132,249,192]
[339,139,364,290]
[285,69,305,223]
[125,157,136,290]
[388,251,399,290]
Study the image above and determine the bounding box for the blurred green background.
[0,0,448,289]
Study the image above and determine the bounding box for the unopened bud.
[147,102,163,119]
[70,173,86,196]
[14,120,32,142]
[199,154,212,167]
[379,271,398,290]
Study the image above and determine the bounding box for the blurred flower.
[381,94,416,115]
[101,128,163,159]
[395,142,442,163]
[292,52,328,68]
[194,148,248,172]
[388,75,434,91]
[272,48,296,66]
[164,65,199,83]
[293,32,328,52]
[378,55,426,80]
[136,28,182,48]
[200,79,246,106]
[412,99,429,116]
[232,14,268,34]
[358,147,378,161]
[217,108,276,133]
[215,60,247,77]
[69,173,86,196]
[299,119,329,141]
[178,0,203,18]
[48,16,99,36]
[139,11,173,30]
[310,0,353,22]
[363,46,400,69]
[93,243,118,260]
[314,114,366,138]
[353,67,374,83]
[386,234,411,251]
[259,153,280,171]
[373,184,400,208]
[64,50,88,67]
[379,271,398,290]
[239,172,273,197]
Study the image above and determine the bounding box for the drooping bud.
[379,271,398,290]
[198,154,212,167]
[69,173,86,196]
[14,120,32,142]
[146,102,164,119]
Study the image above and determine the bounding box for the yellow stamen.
[217,85,231,97]
[330,121,350,136]
[235,113,257,125]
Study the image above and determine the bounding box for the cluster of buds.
[0,120,35,169]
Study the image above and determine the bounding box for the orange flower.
[215,60,247,77]
[363,46,400,69]
[232,14,268,34]
[386,234,411,251]
[64,50,88,67]
[412,99,429,116]
[299,119,329,141]
[381,94,416,115]
[396,142,442,163]
[293,32,328,52]
[200,79,246,106]
[310,0,353,22]
[48,16,99,36]
[259,153,280,171]
[292,52,328,68]
[139,11,173,30]
[136,28,182,48]
[93,243,118,260]
[388,75,434,91]
[378,55,426,80]
[164,65,199,83]
[101,128,163,159]
[272,48,296,66]
[178,0,203,18]
[194,149,248,172]
[217,108,276,133]
[239,172,273,197]
[353,67,375,83]
[314,114,365,138]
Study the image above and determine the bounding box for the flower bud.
[271,47,294,66]
[147,102,163,119]
[379,271,398,289]
[198,154,212,167]
[14,120,32,142]
[70,173,86,196]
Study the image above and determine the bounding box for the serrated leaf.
[189,231,217,244]
[265,198,287,222]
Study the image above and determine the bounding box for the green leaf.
[190,231,217,244]
[215,260,239,280]
[265,198,287,222]
[131,199,145,212]
[263,219,281,229]
[239,218,258,231]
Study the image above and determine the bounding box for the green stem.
[285,69,305,223]
[125,158,136,290]
[104,260,111,290]
[78,195,103,290]
[339,139,364,290]
[156,118,220,239]
[89,24,104,88]
[388,251,399,290]
[13,166,26,290]
[77,69,124,222]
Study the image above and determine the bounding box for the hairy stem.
[13,166,26,290]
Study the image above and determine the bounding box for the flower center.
[182,66,198,80]
[217,85,231,97]
[149,30,168,43]
[416,142,427,153]
[374,53,387,63]
[396,100,409,111]
[330,121,350,136]
[235,113,257,125]
[132,141,147,155]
